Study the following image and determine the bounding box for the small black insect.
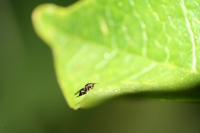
[75,83,98,97]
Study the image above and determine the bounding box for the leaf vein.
[130,63,156,80]
[133,11,148,57]
[180,0,197,71]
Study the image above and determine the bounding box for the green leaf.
[32,0,200,109]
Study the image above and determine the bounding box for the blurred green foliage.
[1,0,200,133]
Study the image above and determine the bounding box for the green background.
[1,0,200,133]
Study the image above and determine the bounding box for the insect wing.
[74,88,84,95]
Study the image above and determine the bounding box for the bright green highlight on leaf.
[32,0,200,109]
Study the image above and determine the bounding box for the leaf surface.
[32,0,200,109]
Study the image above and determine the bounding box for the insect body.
[85,83,96,90]
[74,87,87,96]
[75,83,97,97]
